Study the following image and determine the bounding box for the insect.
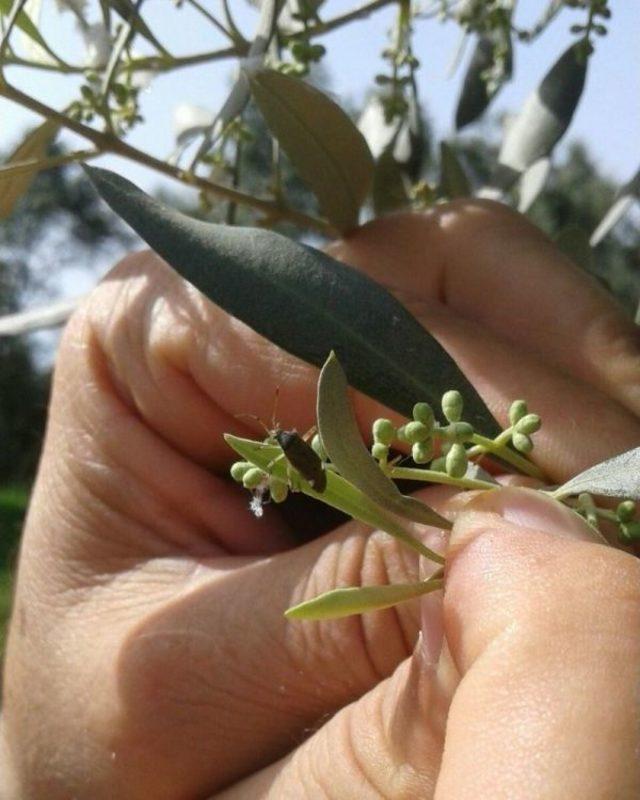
[237,389,327,493]
[273,428,327,492]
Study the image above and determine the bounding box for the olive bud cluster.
[508,400,541,453]
[230,460,289,504]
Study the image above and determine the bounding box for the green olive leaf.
[225,434,444,562]
[248,68,374,232]
[498,43,587,178]
[455,32,513,130]
[85,166,499,437]
[0,0,52,50]
[372,145,411,216]
[285,577,443,620]
[317,352,451,530]
[590,167,640,246]
[552,446,640,500]
[0,119,60,218]
[439,141,471,199]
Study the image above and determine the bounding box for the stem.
[299,0,397,38]
[467,432,545,480]
[100,6,141,133]
[0,78,336,237]
[0,0,29,62]
[186,0,236,43]
[1,147,100,176]
[390,465,499,492]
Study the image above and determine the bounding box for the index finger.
[330,201,640,420]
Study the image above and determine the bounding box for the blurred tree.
[456,134,640,315]
[0,144,133,486]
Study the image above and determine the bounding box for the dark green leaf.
[498,44,587,174]
[248,68,374,232]
[86,166,499,436]
[285,577,443,620]
[553,447,640,500]
[439,141,471,199]
[455,32,513,130]
[372,146,411,216]
[317,352,451,529]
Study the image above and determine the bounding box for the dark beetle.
[275,429,327,493]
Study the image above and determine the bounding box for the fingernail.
[452,486,604,546]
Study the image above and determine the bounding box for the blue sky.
[3,0,639,193]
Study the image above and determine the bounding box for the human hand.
[2,201,639,799]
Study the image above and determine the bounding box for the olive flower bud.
[230,461,252,482]
[412,402,435,431]
[404,420,430,444]
[445,443,468,478]
[512,432,533,454]
[412,440,433,464]
[242,467,267,489]
[515,413,541,435]
[509,399,528,426]
[372,418,396,446]
[442,390,463,422]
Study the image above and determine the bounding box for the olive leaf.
[497,43,587,184]
[372,146,411,216]
[190,0,281,163]
[439,142,471,199]
[248,68,374,232]
[553,447,640,500]
[225,434,444,562]
[285,576,443,620]
[517,156,551,213]
[0,0,52,51]
[86,166,499,436]
[455,32,513,130]
[590,168,640,246]
[105,0,167,53]
[0,119,59,218]
[317,352,451,530]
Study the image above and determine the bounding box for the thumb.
[435,486,640,800]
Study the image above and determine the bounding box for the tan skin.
[1,201,640,799]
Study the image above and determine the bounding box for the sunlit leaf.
[517,156,551,212]
[0,119,59,218]
[0,0,52,50]
[317,352,451,529]
[553,447,640,500]
[225,434,445,562]
[87,167,499,436]
[285,576,443,620]
[590,168,640,246]
[498,44,587,180]
[0,296,82,336]
[248,68,374,232]
[439,141,471,199]
[357,93,425,180]
[455,32,513,130]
